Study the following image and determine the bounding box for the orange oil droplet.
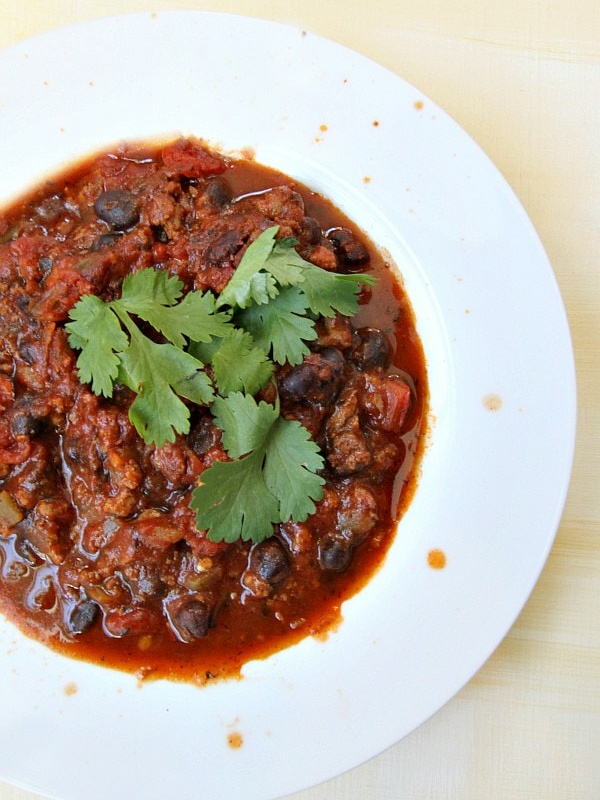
[483,394,503,411]
[427,549,446,570]
[227,731,243,749]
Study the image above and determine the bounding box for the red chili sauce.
[0,138,427,683]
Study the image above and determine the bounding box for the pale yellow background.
[1,2,599,799]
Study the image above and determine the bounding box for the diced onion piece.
[0,489,23,529]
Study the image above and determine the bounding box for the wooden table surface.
[1,2,598,799]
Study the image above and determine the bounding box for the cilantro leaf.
[263,416,325,521]
[209,329,274,396]
[65,295,128,397]
[189,330,275,396]
[211,392,278,458]
[170,291,233,344]
[171,361,215,407]
[296,262,376,317]
[190,393,325,543]
[121,267,183,309]
[190,450,281,543]
[236,285,316,365]
[217,225,375,321]
[186,335,221,365]
[217,227,280,309]
[118,323,214,446]
[221,269,277,309]
[119,268,232,347]
[255,233,307,286]
[66,273,221,445]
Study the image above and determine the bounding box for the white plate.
[0,11,576,800]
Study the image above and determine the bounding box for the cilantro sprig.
[66,225,376,542]
[190,393,325,543]
[66,268,225,446]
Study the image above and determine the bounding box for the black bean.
[152,224,169,243]
[278,348,345,405]
[11,412,43,438]
[317,536,352,572]
[301,216,322,245]
[278,363,317,401]
[203,178,231,207]
[327,228,370,272]
[19,343,37,365]
[248,539,290,585]
[321,346,348,369]
[94,189,139,230]
[205,229,244,265]
[350,327,391,370]
[91,232,122,251]
[170,597,211,641]
[14,532,42,567]
[67,599,99,635]
[188,416,219,457]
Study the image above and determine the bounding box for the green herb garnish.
[65,268,226,445]
[66,226,376,542]
[190,393,325,543]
